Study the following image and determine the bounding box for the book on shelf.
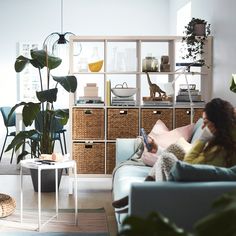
[77,96,104,105]
[106,79,111,106]
[142,100,173,106]
[176,94,202,102]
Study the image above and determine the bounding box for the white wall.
[0,0,170,154]
[1,0,236,157]
[191,0,236,106]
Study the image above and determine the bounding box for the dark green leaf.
[5,130,38,152]
[17,150,30,164]
[54,109,69,125]
[36,88,58,103]
[230,75,236,93]
[15,55,30,72]
[31,49,62,70]
[22,102,41,126]
[52,75,77,92]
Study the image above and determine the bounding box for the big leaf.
[31,49,62,70]
[54,109,69,126]
[5,130,38,152]
[52,75,77,92]
[14,55,30,72]
[36,88,58,103]
[22,102,41,126]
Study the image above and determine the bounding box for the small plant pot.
[30,168,63,192]
[193,23,206,36]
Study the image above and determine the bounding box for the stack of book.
[142,96,173,106]
[111,96,135,106]
[176,85,202,102]
[77,96,104,105]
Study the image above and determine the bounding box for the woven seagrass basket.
[72,108,105,140]
[0,193,16,218]
[107,108,139,140]
[141,108,173,133]
[175,108,203,128]
[106,142,116,174]
[73,142,105,174]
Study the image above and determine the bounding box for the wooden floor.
[0,155,118,236]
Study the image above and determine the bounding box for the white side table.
[20,159,78,231]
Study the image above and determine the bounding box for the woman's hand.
[147,136,158,153]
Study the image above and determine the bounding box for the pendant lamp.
[43,0,81,57]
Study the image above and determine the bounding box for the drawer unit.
[73,142,105,174]
[175,108,204,128]
[107,108,139,140]
[72,107,105,140]
[141,108,173,133]
[106,142,116,174]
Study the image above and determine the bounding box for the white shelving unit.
[68,35,213,175]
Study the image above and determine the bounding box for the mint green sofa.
[112,119,236,231]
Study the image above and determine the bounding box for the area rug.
[0,208,109,235]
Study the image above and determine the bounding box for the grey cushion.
[169,161,236,182]
[190,118,203,143]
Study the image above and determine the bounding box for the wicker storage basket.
[106,142,116,174]
[73,142,105,174]
[141,108,173,133]
[0,193,16,218]
[72,108,105,140]
[107,108,139,140]
[175,108,204,128]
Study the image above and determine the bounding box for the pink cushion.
[149,119,170,136]
[150,123,194,149]
[141,120,194,166]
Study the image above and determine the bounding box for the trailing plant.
[182,18,211,65]
[5,49,77,163]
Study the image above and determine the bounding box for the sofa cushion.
[169,161,236,182]
[150,123,194,149]
[190,118,203,144]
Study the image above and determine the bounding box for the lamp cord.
[61,0,63,34]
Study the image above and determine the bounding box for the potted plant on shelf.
[181,17,211,66]
[6,49,77,192]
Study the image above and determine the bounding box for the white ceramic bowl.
[111,88,136,97]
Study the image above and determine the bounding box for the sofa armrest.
[129,181,236,231]
[116,138,138,166]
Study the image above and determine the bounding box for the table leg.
[74,163,78,225]
[55,168,58,219]
[38,168,41,231]
[20,165,23,223]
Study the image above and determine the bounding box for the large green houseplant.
[182,18,211,65]
[6,49,77,163]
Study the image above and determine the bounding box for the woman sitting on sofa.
[112,98,236,209]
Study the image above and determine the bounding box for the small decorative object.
[160,55,170,72]
[146,72,166,99]
[182,17,211,65]
[84,83,98,97]
[111,82,136,98]
[88,46,103,72]
[142,54,159,72]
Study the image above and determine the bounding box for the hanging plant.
[182,18,211,65]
